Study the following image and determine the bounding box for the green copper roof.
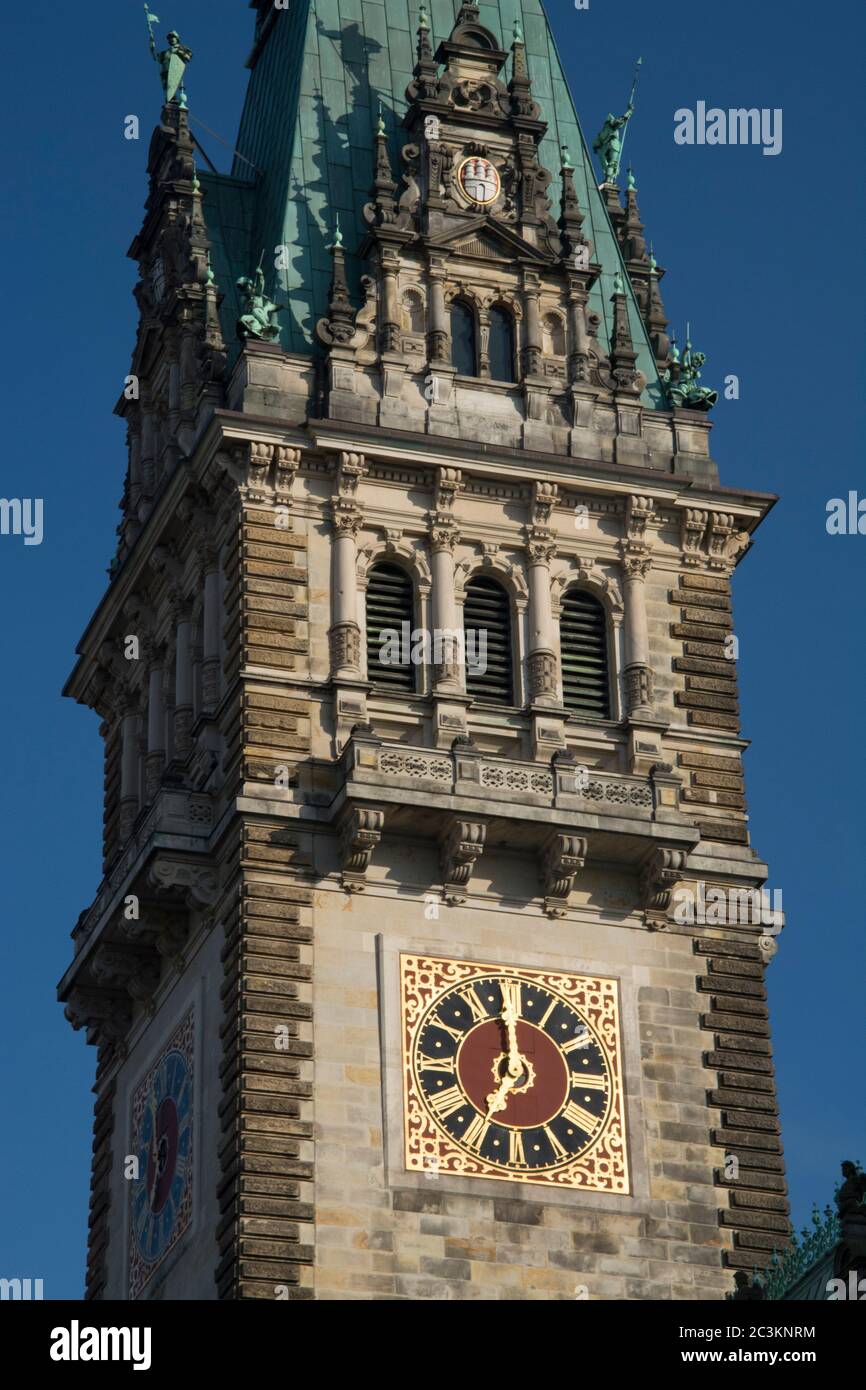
[201,0,665,407]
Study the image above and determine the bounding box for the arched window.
[450,300,476,376]
[366,563,415,692]
[463,575,513,705]
[488,305,516,382]
[560,588,611,718]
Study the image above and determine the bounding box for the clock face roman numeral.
[418,1052,456,1073]
[538,997,557,1030]
[456,986,487,1024]
[430,1016,464,1044]
[573,1071,607,1090]
[428,1085,467,1120]
[501,978,522,1015]
[461,1114,490,1153]
[544,1125,569,1162]
[509,1129,526,1165]
[562,1099,600,1134]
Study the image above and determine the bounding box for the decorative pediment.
[426,215,554,265]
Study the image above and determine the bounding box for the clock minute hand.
[502,1001,522,1077]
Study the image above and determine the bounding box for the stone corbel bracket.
[640,847,689,929]
[439,817,487,905]
[64,987,132,1052]
[338,805,385,891]
[91,944,161,1010]
[540,833,587,918]
[147,855,219,908]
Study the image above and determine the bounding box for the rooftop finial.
[376,103,385,136]
[613,269,624,296]
[418,3,429,30]
[333,215,343,250]
[626,164,635,190]
[513,17,524,43]
[561,143,572,170]
[205,251,215,286]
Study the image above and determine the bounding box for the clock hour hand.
[485,1069,519,1120]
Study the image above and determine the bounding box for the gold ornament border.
[400,954,630,1193]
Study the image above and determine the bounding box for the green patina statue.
[145,6,193,104]
[593,58,641,184]
[236,260,284,343]
[665,330,718,411]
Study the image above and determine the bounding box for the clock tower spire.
[61,1,790,1300]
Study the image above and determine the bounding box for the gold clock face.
[401,955,629,1192]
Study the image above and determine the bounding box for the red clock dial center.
[457,1019,569,1128]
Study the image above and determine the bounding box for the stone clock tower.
[59,1,791,1300]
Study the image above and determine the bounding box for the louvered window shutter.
[463,576,513,705]
[560,589,611,718]
[366,564,415,691]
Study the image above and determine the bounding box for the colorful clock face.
[402,956,628,1192]
[129,1012,194,1297]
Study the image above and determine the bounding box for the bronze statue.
[593,58,641,184]
[145,7,193,104]
[236,261,284,344]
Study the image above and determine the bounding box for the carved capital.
[429,521,461,553]
[439,817,487,905]
[540,833,587,918]
[526,536,557,567]
[620,545,652,580]
[331,501,363,538]
[639,848,688,928]
[339,806,385,891]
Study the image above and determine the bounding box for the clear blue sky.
[0,1,863,1299]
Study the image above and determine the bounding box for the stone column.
[329,510,362,679]
[430,524,462,691]
[526,538,559,705]
[622,553,654,716]
[201,546,222,712]
[522,277,542,378]
[380,251,400,354]
[567,285,591,381]
[145,652,166,800]
[427,263,448,364]
[173,601,194,757]
[119,696,141,842]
